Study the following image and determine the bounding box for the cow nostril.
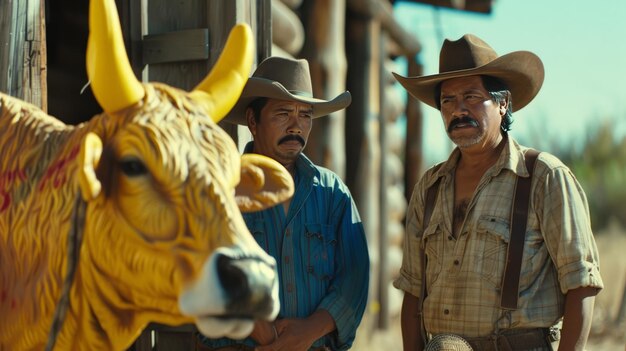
[216,255,250,302]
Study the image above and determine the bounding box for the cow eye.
[119,158,148,177]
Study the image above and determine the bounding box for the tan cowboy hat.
[393,34,544,112]
[225,56,351,124]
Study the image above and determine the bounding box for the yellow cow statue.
[0,0,294,350]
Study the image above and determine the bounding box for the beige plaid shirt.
[394,137,604,337]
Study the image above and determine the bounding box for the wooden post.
[206,0,271,149]
[346,3,382,335]
[377,29,389,330]
[404,56,425,200]
[299,0,348,177]
[0,0,46,109]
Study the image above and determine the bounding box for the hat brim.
[393,51,544,112]
[224,77,352,125]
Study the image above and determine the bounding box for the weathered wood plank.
[0,1,16,94]
[0,0,46,108]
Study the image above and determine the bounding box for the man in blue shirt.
[199,57,370,350]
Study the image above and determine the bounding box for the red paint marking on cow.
[0,168,26,213]
[0,169,28,191]
[38,145,81,191]
[0,191,11,212]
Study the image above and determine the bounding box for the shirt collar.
[434,135,530,183]
[499,136,531,178]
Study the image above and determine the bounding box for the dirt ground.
[353,224,626,350]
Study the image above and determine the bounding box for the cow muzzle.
[178,246,279,339]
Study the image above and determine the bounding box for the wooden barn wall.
[121,0,271,148]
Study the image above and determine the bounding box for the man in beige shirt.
[393,34,603,351]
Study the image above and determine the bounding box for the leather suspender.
[419,170,442,344]
[420,149,540,316]
[500,149,540,309]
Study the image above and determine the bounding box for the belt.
[196,345,253,351]
[196,341,330,351]
[463,328,556,351]
[195,340,254,351]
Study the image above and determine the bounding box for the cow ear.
[235,154,294,213]
[78,133,103,201]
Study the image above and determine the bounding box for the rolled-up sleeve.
[537,164,604,294]
[316,188,369,350]
[393,181,425,298]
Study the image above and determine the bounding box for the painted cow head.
[73,0,292,345]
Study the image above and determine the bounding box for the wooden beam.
[397,0,493,14]
[142,29,209,65]
[348,0,421,56]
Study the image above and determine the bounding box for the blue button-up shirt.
[202,144,370,350]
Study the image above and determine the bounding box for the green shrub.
[556,122,626,231]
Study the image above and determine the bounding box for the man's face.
[246,99,313,166]
[439,76,506,149]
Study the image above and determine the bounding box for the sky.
[392,0,626,164]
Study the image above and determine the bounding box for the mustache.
[278,134,305,146]
[447,116,479,133]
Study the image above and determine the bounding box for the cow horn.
[191,23,254,123]
[86,0,145,113]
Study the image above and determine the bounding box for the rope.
[44,195,86,351]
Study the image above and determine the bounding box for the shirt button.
[447,235,453,240]
[443,309,450,315]
[286,228,291,236]
[284,256,290,264]
[453,259,460,265]
[287,284,294,293]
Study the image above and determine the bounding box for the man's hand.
[249,320,278,346]
[255,309,336,351]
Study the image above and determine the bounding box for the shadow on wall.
[46,0,102,124]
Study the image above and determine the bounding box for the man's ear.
[78,132,103,201]
[235,154,294,212]
[246,107,257,136]
[500,93,510,116]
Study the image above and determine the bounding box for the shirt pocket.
[305,223,337,281]
[471,215,510,287]
[423,222,444,287]
[248,218,269,252]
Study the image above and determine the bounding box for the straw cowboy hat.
[393,34,544,112]
[425,334,473,351]
[225,56,352,124]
